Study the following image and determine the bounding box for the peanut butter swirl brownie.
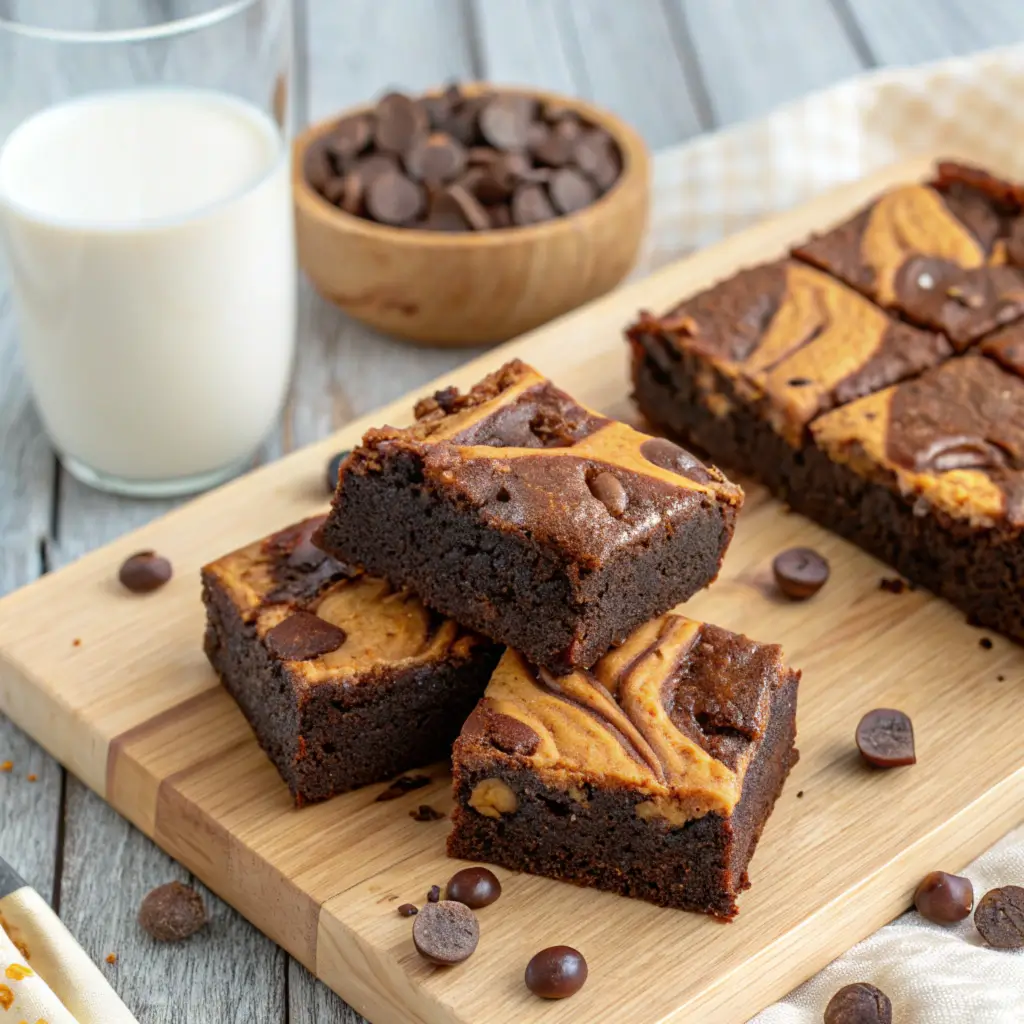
[202,516,501,805]
[317,360,743,674]
[447,611,799,919]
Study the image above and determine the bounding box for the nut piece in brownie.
[628,258,949,461]
[202,516,502,805]
[809,353,1024,638]
[316,360,743,674]
[447,611,799,919]
[793,161,1024,348]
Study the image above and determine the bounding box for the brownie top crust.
[459,612,793,824]
[628,259,949,445]
[339,359,743,564]
[811,355,1024,528]
[793,161,1024,347]
[204,516,484,684]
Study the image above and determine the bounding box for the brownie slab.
[202,516,502,805]
[793,161,1024,348]
[447,611,799,920]
[317,359,743,674]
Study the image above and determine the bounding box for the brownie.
[793,161,1024,348]
[447,611,800,920]
[316,359,743,674]
[202,516,502,805]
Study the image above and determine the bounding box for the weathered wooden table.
[1,2,1021,1020]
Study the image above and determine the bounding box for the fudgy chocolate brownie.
[793,161,1024,348]
[447,611,799,919]
[202,516,501,805]
[316,359,743,674]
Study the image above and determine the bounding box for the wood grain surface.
[1,4,1022,1021]
[2,156,1023,1024]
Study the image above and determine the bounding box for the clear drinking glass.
[0,0,295,497]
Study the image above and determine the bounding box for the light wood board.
[2,155,1023,1023]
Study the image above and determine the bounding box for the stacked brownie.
[630,160,1024,641]
[203,358,801,918]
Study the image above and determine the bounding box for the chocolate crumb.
[878,577,907,594]
[376,775,431,801]
[979,637,994,650]
[138,882,207,942]
[72,638,81,647]
[397,903,418,917]
[410,805,445,822]
[998,674,1006,682]
[427,885,441,903]
[796,790,804,798]
[0,761,12,773]
[26,774,37,783]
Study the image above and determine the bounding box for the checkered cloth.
[634,44,1024,1024]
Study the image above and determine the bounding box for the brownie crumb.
[979,637,994,649]
[105,953,117,965]
[427,885,441,903]
[138,882,207,942]
[0,761,12,773]
[998,674,1006,682]
[878,577,907,594]
[397,903,418,917]
[410,804,445,822]
[72,638,82,647]
[26,774,37,783]
[796,790,804,798]
[376,775,431,802]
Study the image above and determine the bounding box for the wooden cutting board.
[1,154,1022,1024]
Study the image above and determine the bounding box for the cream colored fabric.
[632,43,1024,1022]
[0,886,137,1023]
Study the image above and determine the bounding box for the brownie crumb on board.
[878,577,908,594]
[25,774,37,783]
[427,885,441,903]
[979,637,994,650]
[376,775,431,802]
[409,805,445,822]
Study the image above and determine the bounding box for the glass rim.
[0,0,262,45]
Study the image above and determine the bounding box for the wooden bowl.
[292,85,651,347]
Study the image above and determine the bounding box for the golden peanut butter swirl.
[205,516,477,684]
[811,354,1024,528]
[468,613,787,823]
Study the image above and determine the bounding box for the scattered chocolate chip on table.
[445,867,501,909]
[772,547,830,600]
[396,903,418,918]
[409,804,445,822]
[525,946,588,999]
[118,550,173,593]
[856,709,916,769]
[306,83,622,231]
[914,870,974,924]
[823,982,892,1024]
[426,884,441,903]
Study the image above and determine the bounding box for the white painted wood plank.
[563,0,706,149]
[471,0,579,93]
[844,0,1024,65]
[675,0,867,125]
[60,778,286,1022]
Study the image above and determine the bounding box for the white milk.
[0,88,295,489]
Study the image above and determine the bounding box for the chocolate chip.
[404,133,467,184]
[326,115,372,166]
[365,170,425,226]
[337,172,365,215]
[511,183,556,226]
[446,867,501,909]
[530,124,577,168]
[489,205,512,229]
[265,611,347,661]
[975,886,1024,949]
[427,885,441,903]
[410,804,445,822]
[375,774,431,801]
[588,471,628,517]
[397,903,418,917]
[479,95,533,150]
[138,882,207,943]
[374,92,428,154]
[326,450,350,493]
[119,551,173,594]
[353,152,400,188]
[548,167,598,215]
[413,900,479,965]
[484,712,540,756]
[772,547,830,601]
[639,437,713,483]
[573,128,620,191]
[304,139,335,192]
[980,637,994,650]
[525,946,588,999]
[447,183,491,231]
[422,190,471,232]
[823,983,892,1024]
[856,709,916,769]
[878,577,908,594]
[914,871,974,924]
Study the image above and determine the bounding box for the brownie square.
[793,161,1024,348]
[808,354,1024,639]
[316,359,743,674]
[202,516,502,805]
[447,611,800,920]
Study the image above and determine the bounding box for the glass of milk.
[0,0,295,497]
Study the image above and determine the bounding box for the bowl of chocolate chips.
[293,82,650,346]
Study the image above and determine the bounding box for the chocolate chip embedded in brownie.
[628,258,950,450]
[201,516,502,805]
[793,162,1024,348]
[316,359,743,674]
[809,354,1024,637]
[447,611,800,920]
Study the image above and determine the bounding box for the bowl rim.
[292,81,650,249]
